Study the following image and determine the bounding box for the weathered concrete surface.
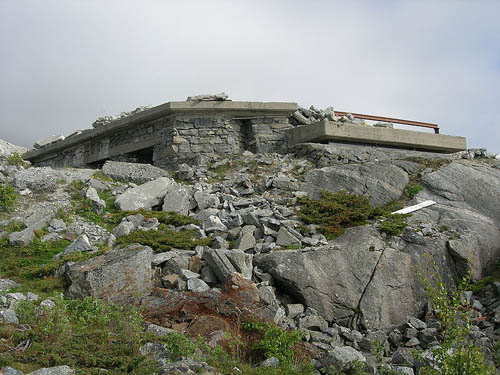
[287,121,467,153]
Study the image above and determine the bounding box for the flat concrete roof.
[25,100,298,161]
[287,121,467,153]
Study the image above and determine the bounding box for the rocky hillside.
[1,141,500,374]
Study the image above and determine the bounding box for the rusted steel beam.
[334,111,440,134]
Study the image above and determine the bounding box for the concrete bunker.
[24,98,467,168]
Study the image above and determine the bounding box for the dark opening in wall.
[111,147,155,164]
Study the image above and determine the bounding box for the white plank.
[391,200,436,215]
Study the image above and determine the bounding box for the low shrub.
[297,190,385,239]
[6,152,29,167]
[1,296,157,374]
[0,184,18,211]
[115,224,211,252]
[417,255,496,375]
[242,321,303,366]
[378,214,409,236]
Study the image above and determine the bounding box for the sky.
[1,0,499,153]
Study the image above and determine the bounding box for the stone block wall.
[30,113,296,169]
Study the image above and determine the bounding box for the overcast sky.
[1,0,499,153]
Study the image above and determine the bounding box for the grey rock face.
[115,177,174,211]
[62,234,95,256]
[320,346,366,372]
[13,167,94,192]
[256,226,383,325]
[303,161,418,206]
[276,226,301,247]
[415,161,500,277]
[187,278,211,292]
[0,139,27,158]
[0,279,19,292]
[102,161,168,183]
[27,367,74,375]
[85,187,106,214]
[2,366,24,375]
[65,244,153,303]
[162,184,192,215]
[0,309,19,324]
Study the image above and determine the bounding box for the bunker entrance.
[114,146,155,164]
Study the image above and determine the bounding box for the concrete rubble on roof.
[33,135,65,149]
[92,105,152,128]
[186,92,229,101]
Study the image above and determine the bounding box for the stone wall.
[32,113,296,169]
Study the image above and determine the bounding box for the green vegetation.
[0,235,111,296]
[6,152,29,167]
[417,256,496,375]
[0,184,18,211]
[92,170,115,182]
[403,182,423,199]
[4,220,25,233]
[297,190,386,239]
[378,214,409,236]
[404,157,451,171]
[116,223,211,252]
[0,296,157,374]
[107,210,200,227]
[242,321,303,365]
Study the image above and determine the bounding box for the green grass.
[0,184,18,212]
[0,236,110,296]
[0,297,158,374]
[115,224,211,252]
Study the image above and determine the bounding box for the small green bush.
[0,184,18,211]
[242,321,303,366]
[297,190,385,239]
[417,255,496,375]
[403,182,423,199]
[6,152,28,167]
[115,224,211,252]
[379,214,409,236]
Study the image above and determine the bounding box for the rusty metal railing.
[334,111,440,134]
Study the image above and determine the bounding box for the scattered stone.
[115,177,175,211]
[276,226,301,247]
[62,234,94,256]
[187,278,211,292]
[0,279,18,292]
[320,346,366,372]
[27,367,74,375]
[0,309,19,324]
[85,187,106,213]
[102,160,167,183]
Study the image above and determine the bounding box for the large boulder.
[303,160,420,206]
[28,366,74,375]
[65,244,153,303]
[115,177,174,211]
[255,225,455,330]
[101,161,168,184]
[255,226,385,326]
[13,167,94,192]
[412,160,500,277]
[162,184,192,215]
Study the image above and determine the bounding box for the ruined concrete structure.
[25,99,467,168]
